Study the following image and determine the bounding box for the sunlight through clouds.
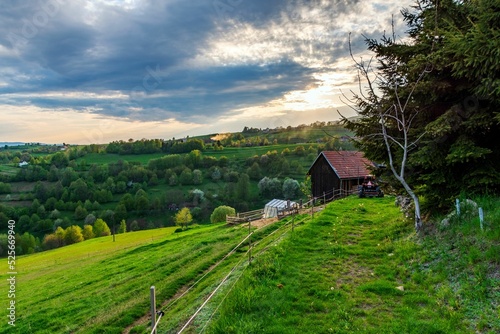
[0,0,413,143]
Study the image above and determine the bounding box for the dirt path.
[249,217,278,228]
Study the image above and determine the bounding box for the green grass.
[0,224,253,334]
[207,196,499,333]
[3,195,497,333]
[0,220,294,334]
[0,164,18,176]
[76,152,167,165]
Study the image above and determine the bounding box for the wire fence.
[148,213,308,334]
[148,191,353,332]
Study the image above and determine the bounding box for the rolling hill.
[3,195,498,333]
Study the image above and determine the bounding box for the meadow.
[206,196,500,334]
[0,219,293,333]
[1,195,498,333]
[1,224,233,333]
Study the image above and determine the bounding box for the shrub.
[118,220,127,233]
[42,234,60,250]
[210,205,236,224]
[64,225,84,245]
[93,219,111,237]
[82,225,94,240]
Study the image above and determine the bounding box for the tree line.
[0,142,327,255]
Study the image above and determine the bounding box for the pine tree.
[343,0,500,218]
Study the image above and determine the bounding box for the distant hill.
[0,142,25,147]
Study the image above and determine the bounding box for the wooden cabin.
[308,151,374,198]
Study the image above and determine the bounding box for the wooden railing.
[227,188,355,225]
[303,188,356,208]
[226,209,264,225]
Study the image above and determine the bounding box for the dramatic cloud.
[0,0,412,143]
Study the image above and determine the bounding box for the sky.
[0,0,413,144]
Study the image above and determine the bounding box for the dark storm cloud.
[0,0,400,128]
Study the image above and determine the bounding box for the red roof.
[319,151,372,179]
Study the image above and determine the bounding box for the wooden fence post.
[311,198,314,218]
[248,221,252,265]
[150,286,156,334]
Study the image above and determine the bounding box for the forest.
[0,123,352,256]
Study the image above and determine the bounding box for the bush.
[210,205,236,224]
[82,225,94,240]
[64,225,84,245]
[93,219,111,237]
[282,178,301,199]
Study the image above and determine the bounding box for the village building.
[308,151,376,198]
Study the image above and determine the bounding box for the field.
[75,153,168,165]
[0,219,294,333]
[206,196,500,333]
[2,196,499,333]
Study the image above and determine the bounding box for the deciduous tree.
[175,207,192,230]
[64,225,84,245]
[82,224,94,240]
[210,205,236,224]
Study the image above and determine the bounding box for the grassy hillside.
[2,196,498,333]
[206,196,500,334]
[0,224,250,333]
[0,218,297,334]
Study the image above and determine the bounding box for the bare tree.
[341,33,428,231]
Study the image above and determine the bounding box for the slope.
[207,196,499,333]
[1,225,251,333]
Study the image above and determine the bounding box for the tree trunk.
[399,177,422,231]
[407,187,422,231]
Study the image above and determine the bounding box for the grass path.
[207,197,469,333]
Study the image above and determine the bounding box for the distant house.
[18,161,29,167]
[307,151,375,198]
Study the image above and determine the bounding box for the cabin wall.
[309,155,340,198]
[309,157,366,197]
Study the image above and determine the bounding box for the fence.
[228,188,355,225]
[226,209,264,225]
[303,188,355,208]
[147,189,357,332]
